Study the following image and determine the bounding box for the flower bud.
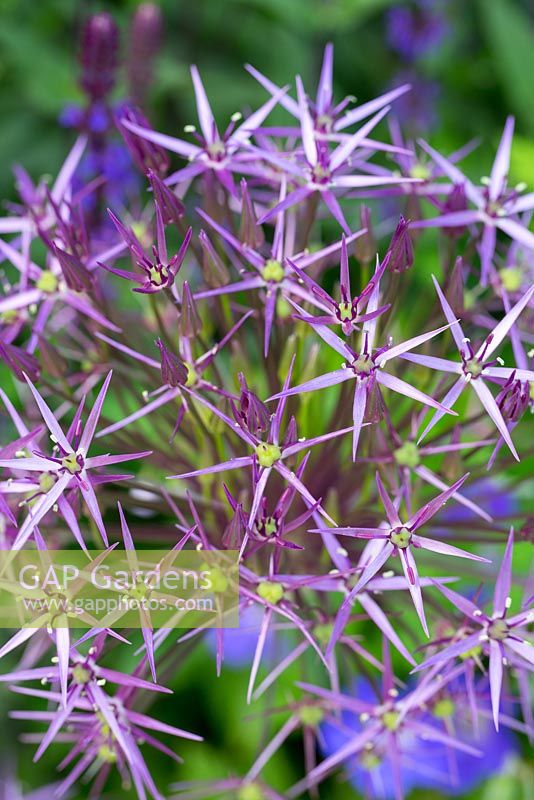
[386,216,413,273]
[128,3,162,108]
[79,13,119,101]
[116,105,170,176]
[148,170,185,225]
[155,339,188,387]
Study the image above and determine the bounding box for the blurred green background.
[1,0,534,201]
[1,0,533,798]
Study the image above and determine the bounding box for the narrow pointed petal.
[489,639,504,729]
[350,541,394,595]
[79,371,112,451]
[471,379,519,460]
[489,116,514,201]
[377,370,458,415]
[493,527,514,617]
[335,84,410,131]
[407,473,469,530]
[24,376,72,453]
[330,106,391,171]
[412,533,489,562]
[352,380,367,460]
[497,217,534,251]
[375,472,401,527]
[400,548,428,636]
[377,321,457,365]
[296,75,317,165]
[417,377,465,444]
[478,284,534,360]
[417,139,483,206]
[432,274,466,350]
[190,65,217,142]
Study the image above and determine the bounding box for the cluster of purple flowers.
[0,13,533,800]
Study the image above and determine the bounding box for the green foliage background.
[0,0,533,798]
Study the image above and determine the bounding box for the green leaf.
[479,0,534,132]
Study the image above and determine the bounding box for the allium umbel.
[0,18,532,800]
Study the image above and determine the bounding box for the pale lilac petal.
[413,631,482,673]
[24,376,72,453]
[509,192,534,213]
[414,464,492,522]
[497,217,534,251]
[334,84,410,131]
[417,377,465,443]
[245,64,300,117]
[400,352,461,373]
[79,479,108,545]
[275,461,335,525]
[493,527,514,617]
[406,198,475,225]
[268,368,353,401]
[190,65,217,142]
[258,187,311,225]
[399,547,428,636]
[412,533,489,562]
[489,116,514,201]
[95,332,160,369]
[12,472,71,549]
[296,75,317,165]
[378,321,458,365]
[377,370,458,415]
[121,119,200,158]
[321,190,350,234]
[247,715,300,781]
[282,425,354,458]
[431,581,484,622]
[233,86,289,144]
[375,472,401,527]
[478,284,534,360]
[431,274,466,350]
[0,626,37,659]
[0,289,42,314]
[0,456,54,472]
[248,466,272,529]
[505,637,534,667]
[194,276,264,300]
[197,207,264,269]
[127,709,202,740]
[489,639,504,730]
[417,139,483,206]
[350,541,394,595]
[358,592,415,665]
[96,387,180,438]
[330,106,391,171]
[169,456,253,481]
[471,379,519,460]
[263,289,277,357]
[407,473,470,530]
[55,626,70,707]
[316,43,333,112]
[51,135,87,202]
[479,220,497,285]
[79,371,112,451]
[334,174,420,188]
[63,292,121,332]
[287,724,380,797]
[483,366,534,381]
[352,380,368,460]
[247,607,272,703]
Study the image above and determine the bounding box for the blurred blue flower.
[321,679,518,798]
[387,0,449,62]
